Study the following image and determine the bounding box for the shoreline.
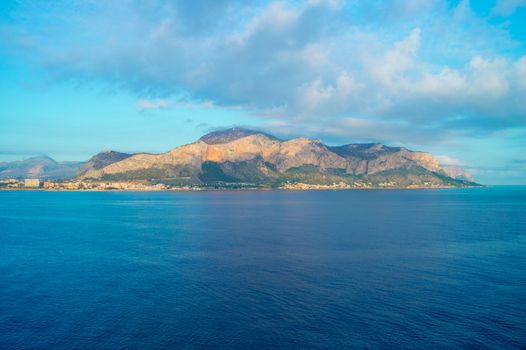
[0,185,485,192]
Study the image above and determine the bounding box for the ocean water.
[0,187,525,349]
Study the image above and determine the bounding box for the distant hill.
[77,128,478,188]
[0,156,84,180]
[0,151,133,181]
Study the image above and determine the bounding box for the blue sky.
[1,0,526,184]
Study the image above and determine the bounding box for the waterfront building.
[24,179,41,188]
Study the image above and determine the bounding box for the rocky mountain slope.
[78,128,477,188]
[77,151,132,177]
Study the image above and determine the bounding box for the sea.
[0,187,525,349]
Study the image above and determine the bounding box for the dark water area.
[0,187,525,349]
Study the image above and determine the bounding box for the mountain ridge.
[77,128,477,188]
[199,127,279,145]
[0,128,478,188]
[77,151,132,177]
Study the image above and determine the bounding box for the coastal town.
[0,178,278,191]
[0,178,174,191]
[0,178,459,191]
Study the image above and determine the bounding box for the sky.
[1,0,526,184]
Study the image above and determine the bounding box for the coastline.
[0,185,485,192]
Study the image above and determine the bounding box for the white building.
[24,179,41,188]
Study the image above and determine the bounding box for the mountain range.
[0,128,478,188]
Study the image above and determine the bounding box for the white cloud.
[492,0,526,16]
[136,99,173,110]
[516,56,526,91]
[297,72,360,115]
[436,155,461,166]
[373,28,421,86]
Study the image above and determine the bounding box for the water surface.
[1,187,525,349]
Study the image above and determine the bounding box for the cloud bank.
[2,0,526,145]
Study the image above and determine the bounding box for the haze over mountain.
[74,128,476,188]
[0,156,84,180]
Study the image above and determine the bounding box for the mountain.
[199,127,278,144]
[78,128,478,188]
[0,156,85,180]
[77,150,132,177]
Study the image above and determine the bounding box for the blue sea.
[0,187,525,349]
